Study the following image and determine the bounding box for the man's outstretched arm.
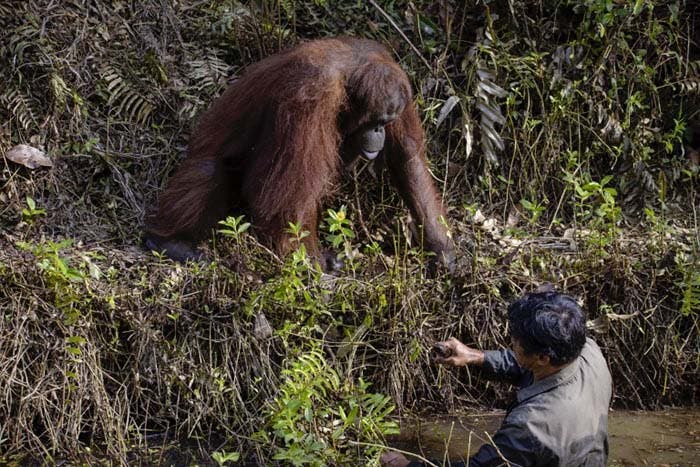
[434,338,529,385]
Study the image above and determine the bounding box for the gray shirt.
[470,338,612,466]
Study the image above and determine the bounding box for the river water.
[388,409,700,466]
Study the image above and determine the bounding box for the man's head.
[507,290,586,368]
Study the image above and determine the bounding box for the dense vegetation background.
[1,0,698,464]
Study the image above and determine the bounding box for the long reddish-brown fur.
[146,37,454,268]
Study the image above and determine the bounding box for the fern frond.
[7,23,41,64]
[100,65,155,124]
[474,68,507,165]
[3,88,40,131]
[675,79,700,94]
[679,267,700,317]
[179,54,230,120]
[279,0,295,20]
[186,54,229,90]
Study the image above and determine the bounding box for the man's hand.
[380,451,410,467]
[433,337,485,367]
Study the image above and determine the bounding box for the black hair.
[507,290,586,366]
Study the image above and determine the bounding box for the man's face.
[511,336,547,371]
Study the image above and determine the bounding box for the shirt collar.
[516,356,580,403]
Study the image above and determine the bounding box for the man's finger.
[435,355,457,365]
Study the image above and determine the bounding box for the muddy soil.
[389,409,700,466]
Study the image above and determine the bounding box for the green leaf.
[212,450,240,465]
[66,335,86,345]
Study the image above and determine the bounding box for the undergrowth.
[0,0,698,464]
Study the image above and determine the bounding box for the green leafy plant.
[286,221,310,244]
[677,254,700,317]
[241,222,327,336]
[323,205,357,267]
[219,215,251,240]
[219,214,252,254]
[22,196,45,224]
[564,172,621,247]
[257,347,398,466]
[662,117,686,154]
[211,449,240,465]
[519,198,546,225]
[15,239,98,324]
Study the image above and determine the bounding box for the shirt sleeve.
[468,420,541,467]
[482,349,530,385]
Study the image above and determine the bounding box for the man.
[381,289,613,466]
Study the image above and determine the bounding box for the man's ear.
[535,354,551,368]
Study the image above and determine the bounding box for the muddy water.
[388,409,700,466]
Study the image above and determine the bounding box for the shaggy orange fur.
[145,37,454,270]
